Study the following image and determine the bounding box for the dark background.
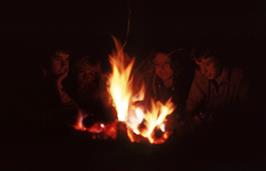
[1,0,265,170]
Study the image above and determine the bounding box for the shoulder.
[230,67,245,82]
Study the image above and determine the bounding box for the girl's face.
[153,53,173,82]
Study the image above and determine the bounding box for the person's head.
[49,49,70,77]
[152,52,174,82]
[191,48,222,80]
[76,56,102,89]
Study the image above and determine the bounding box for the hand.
[57,71,68,83]
[56,71,68,92]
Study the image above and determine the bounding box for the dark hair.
[152,49,188,70]
[41,48,71,77]
[49,48,71,59]
[75,56,101,69]
[152,52,170,62]
[190,48,218,60]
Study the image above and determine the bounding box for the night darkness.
[1,0,265,170]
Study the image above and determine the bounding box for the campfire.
[74,38,175,144]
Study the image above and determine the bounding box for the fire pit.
[73,38,176,144]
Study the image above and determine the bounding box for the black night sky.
[1,1,265,170]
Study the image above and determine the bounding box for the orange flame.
[107,38,138,122]
[107,38,175,144]
[73,37,175,144]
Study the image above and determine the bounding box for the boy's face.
[77,63,101,88]
[51,52,70,77]
[195,56,221,80]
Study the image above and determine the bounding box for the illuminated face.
[77,63,101,88]
[195,56,221,80]
[51,52,70,77]
[153,53,173,82]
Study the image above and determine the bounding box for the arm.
[55,72,74,106]
[185,70,207,115]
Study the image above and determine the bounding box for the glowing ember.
[74,110,117,140]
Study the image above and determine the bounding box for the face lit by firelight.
[153,53,173,82]
[195,56,222,80]
[51,52,70,77]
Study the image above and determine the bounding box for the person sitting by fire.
[151,50,193,105]
[185,48,249,131]
[42,53,115,140]
[40,48,76,141]
[142,50,194,136]
[72,56,116,136]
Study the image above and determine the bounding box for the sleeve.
[185,70,207,115]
